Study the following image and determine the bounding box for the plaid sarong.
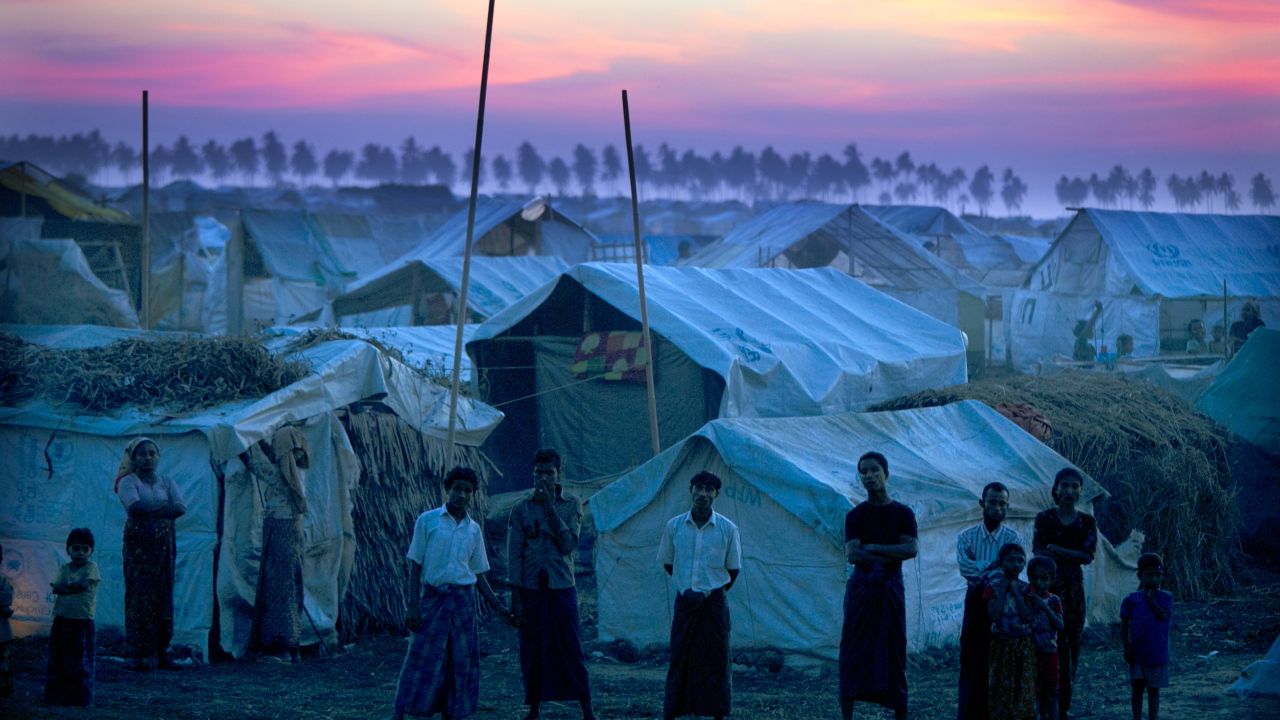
[664,587,732,718]
[393,583,479,718]
[254,517,304,651]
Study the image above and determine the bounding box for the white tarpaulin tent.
[0,226,139,328]
[0,325,502,658]
[1009,209,1280,371]
[467,263,967,489]
[1229,634,1280,698]
[409,195,599,263]
[591,401,1140,659]
[325,255,568,327]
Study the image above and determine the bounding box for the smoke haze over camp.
[3,0,1278,216]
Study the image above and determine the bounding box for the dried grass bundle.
[0,333,309,413]
[338,406,494,638]
[871,371,1238,599]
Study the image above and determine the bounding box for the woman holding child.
[115,437,187,671]
[1033,468,1097,718]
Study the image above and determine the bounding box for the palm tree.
[842,144,871,202]
[970,165,996,215]
[290,141,318,186]
[261,131,288,185]
[1136,168,1157,210]
[516,141,546,195]
[229,137,259,185]
[1250,172,1277,212]
[572,144,597,197]
[1000,168,1028,215]
[547,156,571,196]
[323,149,354,187]
[491,154,513,192]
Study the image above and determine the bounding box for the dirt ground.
[5,571,1279,720]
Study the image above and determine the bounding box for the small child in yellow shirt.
[45,527,100,707]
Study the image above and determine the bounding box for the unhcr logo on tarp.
[1145,241,1191,268]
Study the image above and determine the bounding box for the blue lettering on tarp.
[710,327,774,364]
[722,482,761,508]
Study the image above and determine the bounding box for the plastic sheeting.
[1198,328,1280,454]
[0,234,139,328]
[1229,634,1280,698]
[591,401,1141,658]
[470,264,969,418]
[0,329,503,656]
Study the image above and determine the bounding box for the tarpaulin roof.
[590,401,1134,656]
[409,195,598,261]
[332,254,568,320]
[1197,328,1280,454]
[683,202,984,295]
[267,325,478,383]
[470,263,968,415]
[240,209,351,285]
[0,325,503,456]
[1035,209,1280,299]
[0,160,132,223]
[866,204,1039,288]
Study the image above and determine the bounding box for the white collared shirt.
[406,506,490,587]
[657,509,742,593]
[956,523,1025,581]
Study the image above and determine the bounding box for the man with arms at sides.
[658,470,742,720]
[840,451,918,720]
[956,482,1024,720]
[507,449,595,720]
[390,466,514,720]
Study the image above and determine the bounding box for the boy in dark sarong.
[840,451,918,720]
[658,471,742,720]
[507,448,595,720]
[390,467,513,720]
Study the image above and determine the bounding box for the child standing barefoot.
[985,543,1037,720]
[1121,553,1173,720]
[1026,556,1064,720]
[45,528,100,707]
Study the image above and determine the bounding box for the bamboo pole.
[141,90,151,329]
[622,89,661,457]
[1223,280,1229,359]
[445,0,496,459]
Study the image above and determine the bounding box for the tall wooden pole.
[1223,280,1230,358]
[622,90,661,457]
[141,90,151,329]
[445,0,496,458]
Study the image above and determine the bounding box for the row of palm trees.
[3,130,1274,214]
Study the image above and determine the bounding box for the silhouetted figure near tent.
[956,482,1024,720]
[1072,301,1103,361]
[658,471,741,720]
[840,452,918,720]
[1033,469,1097,718]
[115,437,186,671]
[1230,301,1265,354]
[245,426,310,664]
[1186,319,1207,355]
[507,449,595,720]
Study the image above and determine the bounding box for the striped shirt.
[956,523,1024,582]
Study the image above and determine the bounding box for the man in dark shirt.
[840,451,918,720]
[1229,301,1265,354]
[507,449,594,720]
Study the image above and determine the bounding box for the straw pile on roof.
[871,371,1238,599]
[0,333,308,412]
[337,405,494,638]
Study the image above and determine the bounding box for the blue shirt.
[1121,590,1173,666]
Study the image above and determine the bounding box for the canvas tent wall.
[591,401,1140,659]
[0,227,139,328]
[410,195,600,263]
[1008,209,1280,371]
[0,325,502,658]
[682,202,989,367]
[467,263,967,491]
[325,255,568,327]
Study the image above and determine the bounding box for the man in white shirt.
[391,467,512,720]
[955,481,1025,720]
[657,471,742,720]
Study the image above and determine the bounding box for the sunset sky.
[3,0,1278,215]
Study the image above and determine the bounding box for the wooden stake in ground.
[141,89,151,329]
[445,0,496,460]
[622,89,661,457]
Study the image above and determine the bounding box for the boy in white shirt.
[391,467,513,720]
[657,471,742,720]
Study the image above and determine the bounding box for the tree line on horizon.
[2,130,1276,215]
